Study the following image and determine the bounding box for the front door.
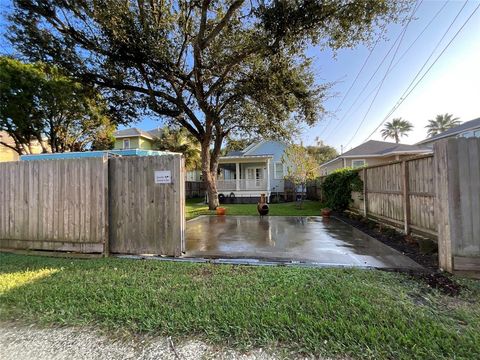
[246,168,263,188]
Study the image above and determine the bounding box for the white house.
[217,140,290,203]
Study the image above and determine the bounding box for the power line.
[362,1,479,143]
[334,0,448,130]
[322,1,423,141]
[317,33,383,138]
[343,0,422,148]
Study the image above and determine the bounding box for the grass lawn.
[186,197,324,220]
[1,253,479,359]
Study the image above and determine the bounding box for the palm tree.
[380,118,413,143]
[425,113,460,137]
[152,127,201,171]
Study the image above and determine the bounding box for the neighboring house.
[217,140,292,203]
[319,140,431,175]
[114,128,155,150]
[416,117,480,147]
[0,131,46,162]
[113,128,202,181]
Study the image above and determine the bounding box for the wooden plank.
[363,168,368,217]
[453,256,480,272]
[402,161,410,235]
[435,139,454,272]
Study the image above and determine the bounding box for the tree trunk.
[201,140,219,210]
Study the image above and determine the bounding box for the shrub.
[321,168,363,211]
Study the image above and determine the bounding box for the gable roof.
[114,128,154,140]
[320,140,431,167]
[224,140,288,157]
[342,140,430,157]
[416,117,480,144]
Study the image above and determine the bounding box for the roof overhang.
[341,150,432,158]
[320,150,431,167]
[416,124,480,145]
[219,155,274,163]
[114,134,154,140]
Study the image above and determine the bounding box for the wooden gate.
[109,155,185,256]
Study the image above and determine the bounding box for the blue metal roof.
[20,149,173,161]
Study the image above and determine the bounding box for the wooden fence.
[109,155,185,256]
[0,154,185,257]
[0,157,108,254]
[435,138,480,273]
[185,181,206,198]
[350,154,436,238]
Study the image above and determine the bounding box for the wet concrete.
[185,216,422,269]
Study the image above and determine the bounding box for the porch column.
[235,162,240,191]
[266,159,271,191]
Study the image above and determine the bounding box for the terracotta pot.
[321,208,332,217]
[216,207,227,216]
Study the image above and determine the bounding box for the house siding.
[0,146,19,162]
[246,141,287,192]
[114,137,154,150]
[0,131,46,162]
[321,155,413,175]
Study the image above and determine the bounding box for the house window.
[474,130,480,138]
[274,162,284,179]
[123,139,130,149]
[351,160,365,169]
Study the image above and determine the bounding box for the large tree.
[380,117,413,143]
[8,0,411,208]
[0,56,117,153]
[306,136,338,164]
[426,113,460,137]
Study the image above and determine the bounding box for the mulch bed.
[334,211,462,296]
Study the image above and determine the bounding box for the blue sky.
[1,0,479,152]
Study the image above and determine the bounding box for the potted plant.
[216,207,227,216]
[321,207,332,217]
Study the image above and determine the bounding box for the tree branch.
[201,0,245,48]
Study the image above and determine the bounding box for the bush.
[321,168,363,211]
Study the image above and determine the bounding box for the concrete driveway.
[185,216,422,269]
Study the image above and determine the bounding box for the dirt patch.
[335,212,438,270]
[190,265,215,280]
[409,271,461,296]
[334,212,465,296]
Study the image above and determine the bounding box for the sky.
[1,0,479,153]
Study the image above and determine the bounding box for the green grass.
[186,198,324,219]
[1,253,479,359]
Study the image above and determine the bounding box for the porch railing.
[217,179,267,191]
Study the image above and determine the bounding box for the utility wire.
[343,0,421,148]
[333,0,448,130]
[362,1,479,143]
[323,1,423,141]
[317,33,383,138]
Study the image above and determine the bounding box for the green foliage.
[426,113,461,137]
[1,253,480,359]
[282,144,319,203]
[381,117,413,143]
[221,137,257,156]
[322,168,363,211]
[152,127,201,171]
[0,56,116,154]
[306,138,338,164]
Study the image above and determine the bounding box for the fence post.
[362,168,368,217]
[434,140,454,272]
[402,160,411,235]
